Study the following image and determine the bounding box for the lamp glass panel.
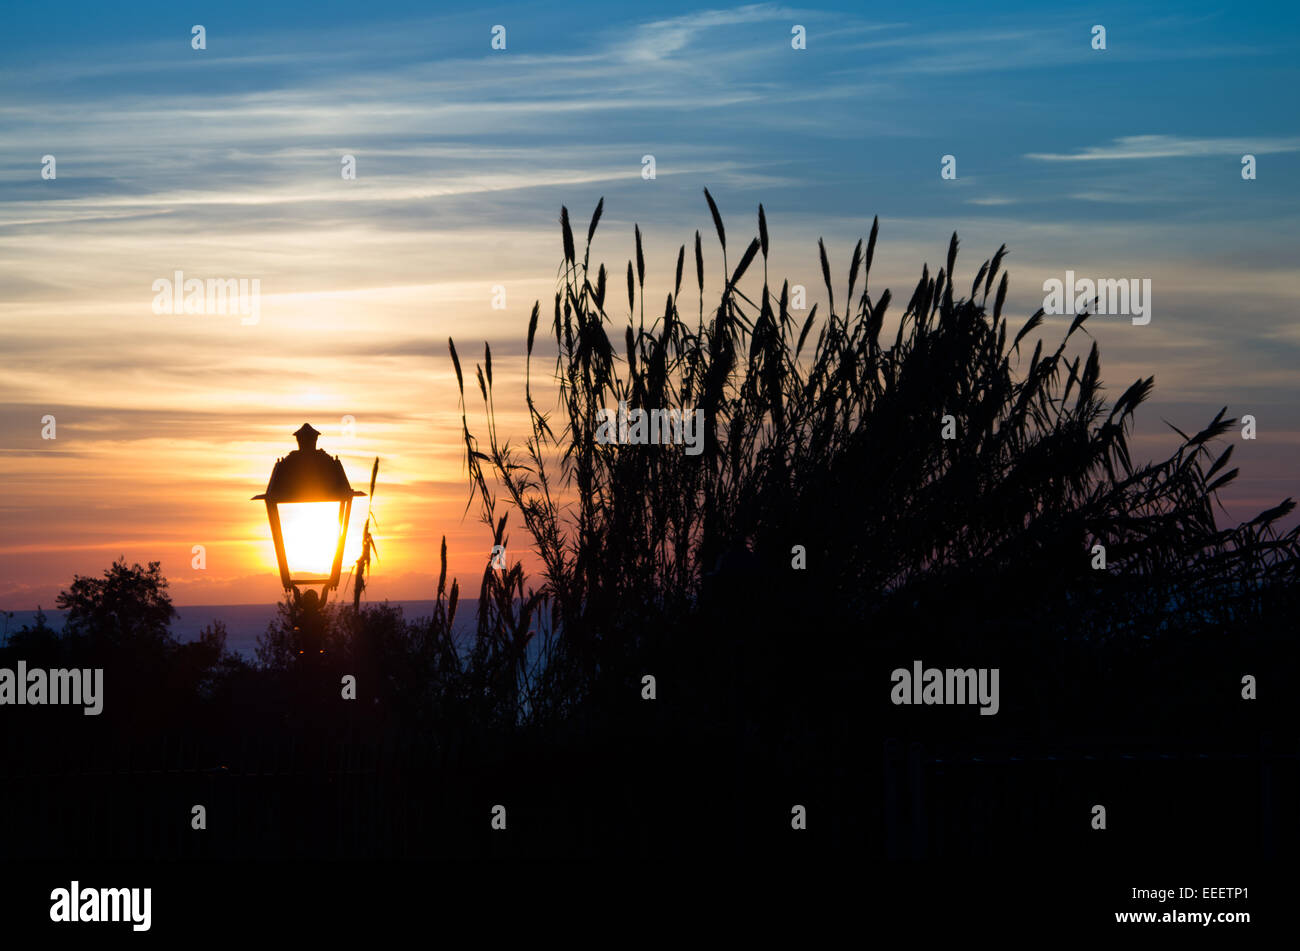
[277,501,344,578]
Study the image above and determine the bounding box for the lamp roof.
[252,423,366,503]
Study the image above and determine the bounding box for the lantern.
[253,423,364,604]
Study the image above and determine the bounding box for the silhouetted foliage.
[57,557,178,658]
[172,620,248,700]
[4,606,59,656]
[452,194,1300,738]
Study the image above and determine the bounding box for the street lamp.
[253,423,364,611]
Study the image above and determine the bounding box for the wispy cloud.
[1028,134,1300,162]
[613,3,798,63]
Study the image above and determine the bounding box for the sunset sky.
[2,1,1298,608]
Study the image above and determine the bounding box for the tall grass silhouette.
[451,191,1299,734]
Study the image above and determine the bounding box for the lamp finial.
[294,423,320,452]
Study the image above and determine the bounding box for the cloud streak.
[1028,134,1300,162]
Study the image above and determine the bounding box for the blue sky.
[1,1,1298,605]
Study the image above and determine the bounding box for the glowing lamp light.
[253,423,364,603]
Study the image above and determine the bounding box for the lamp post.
[253,423,364,653]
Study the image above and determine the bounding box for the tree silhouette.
[57,557,178,658]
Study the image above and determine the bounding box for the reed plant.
[449,191,1300,732]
